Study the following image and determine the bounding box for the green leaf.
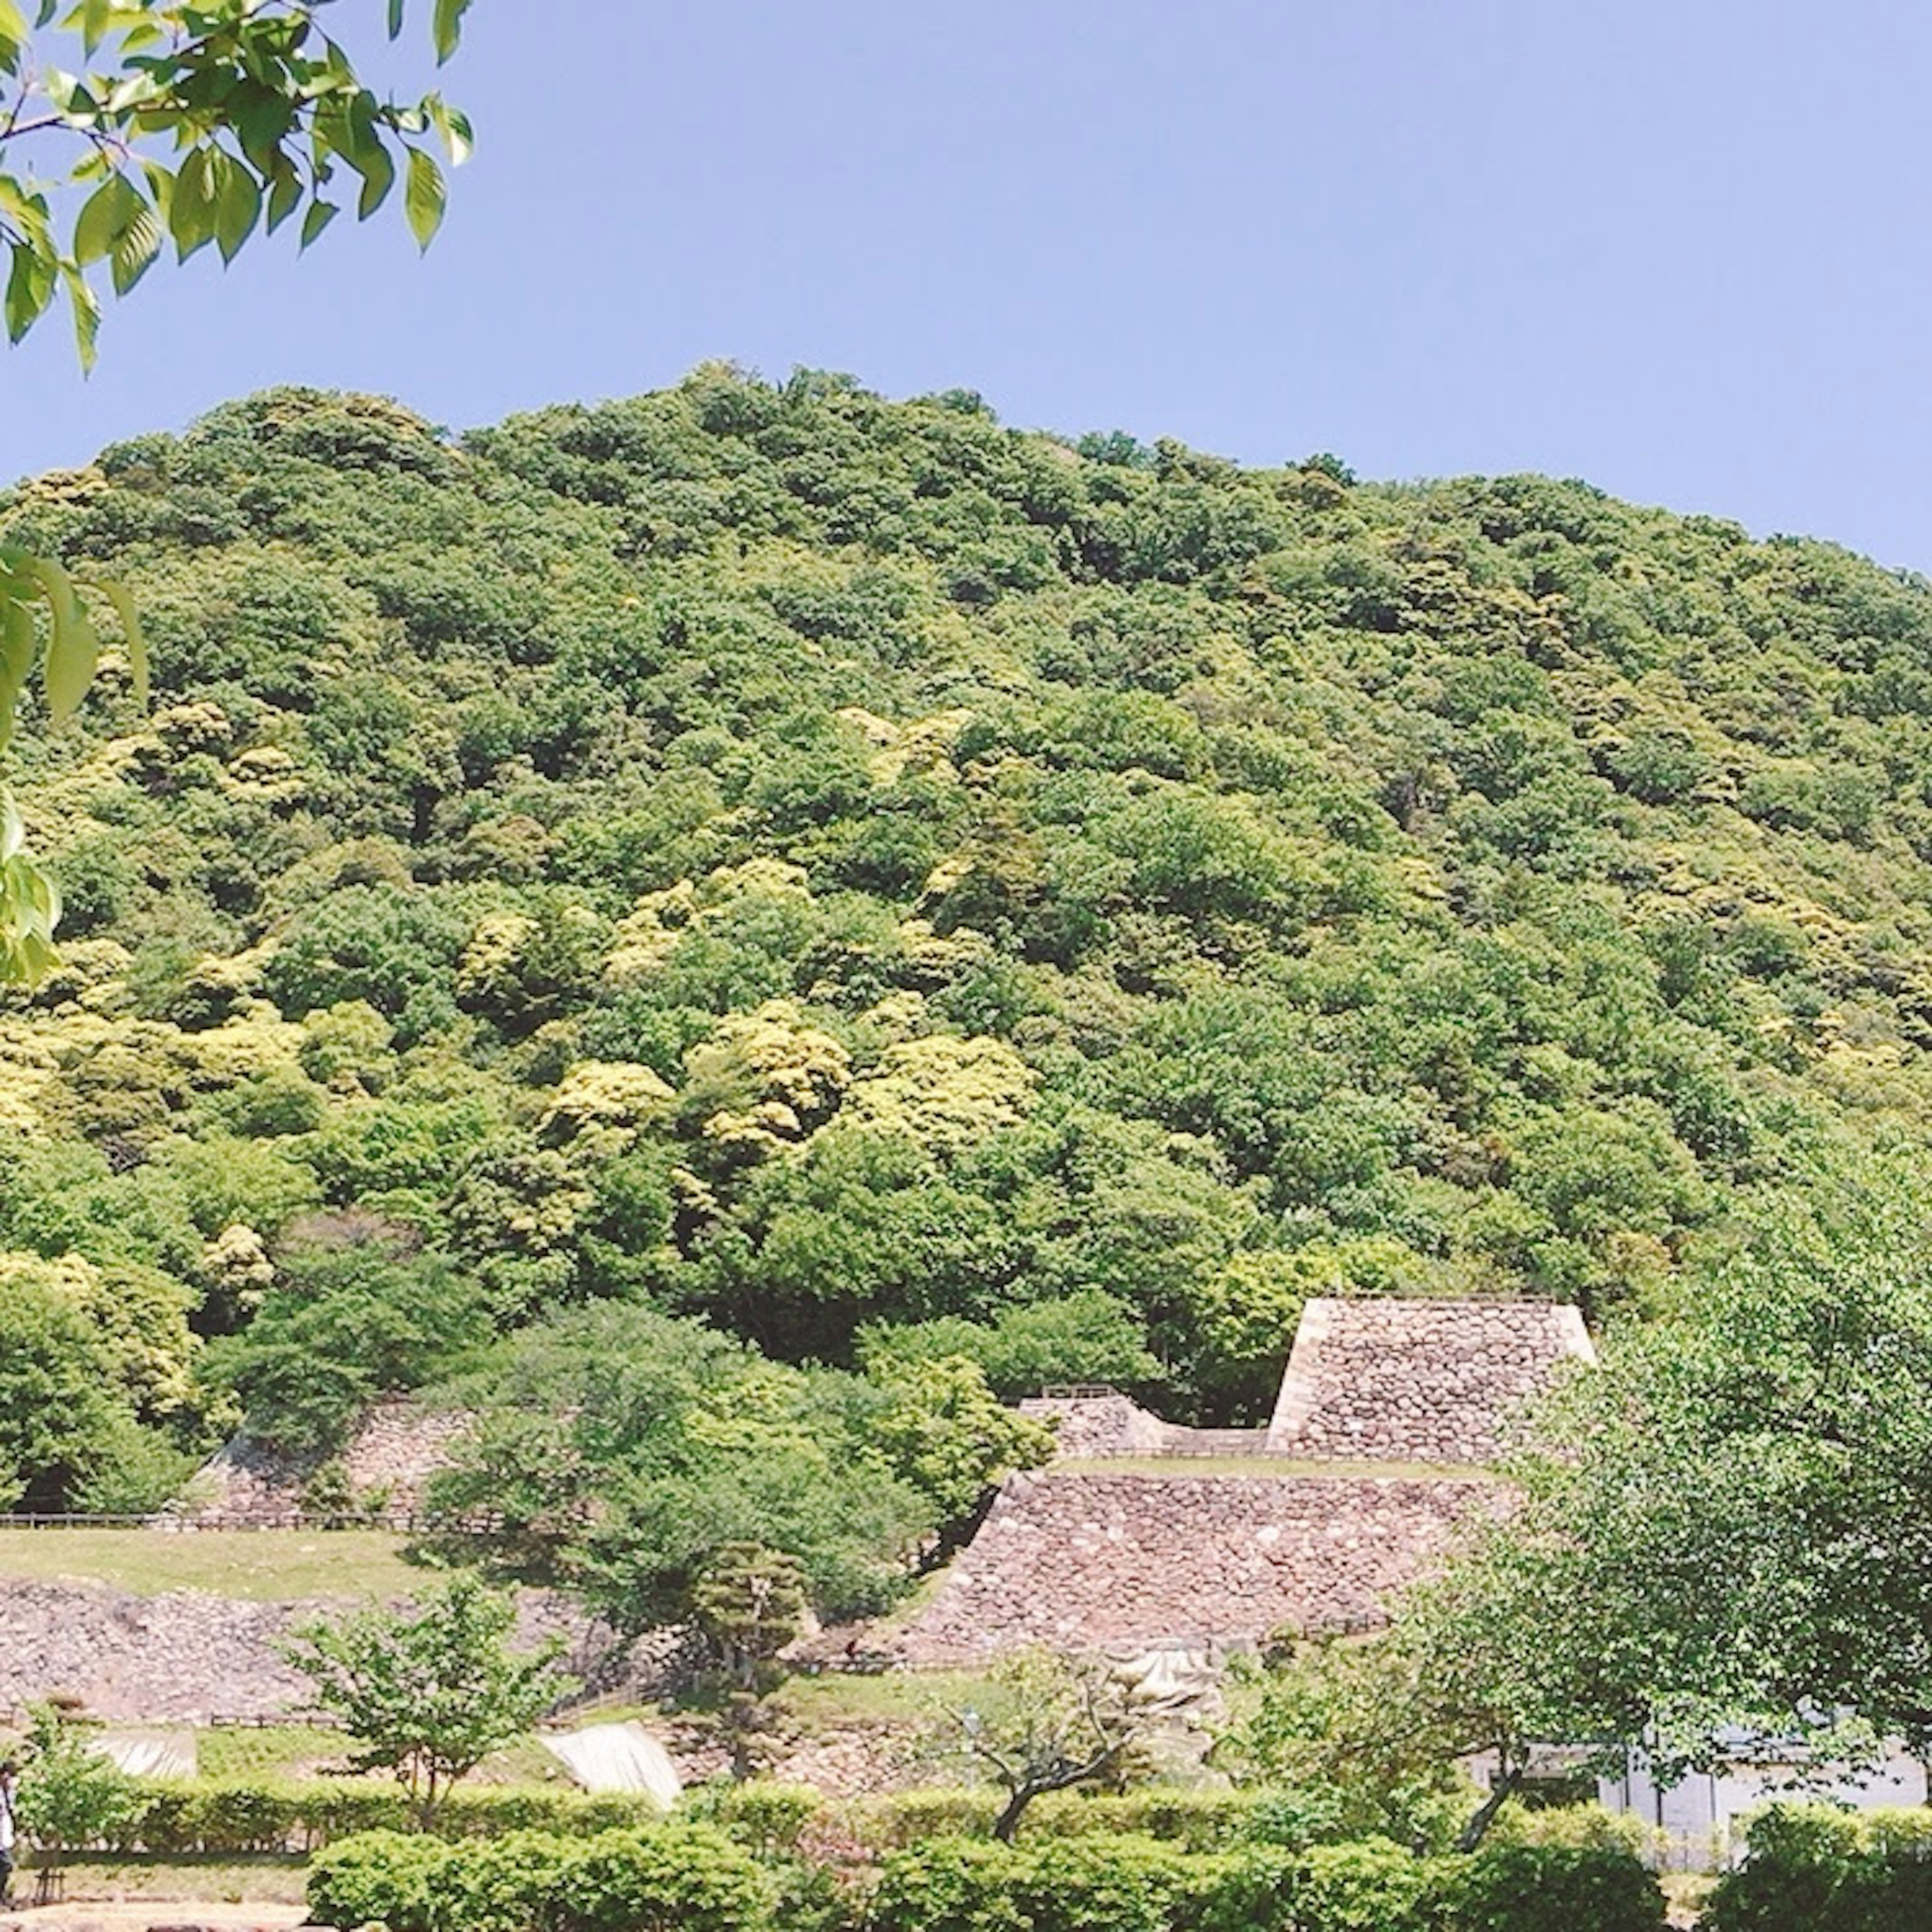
[4,238,55,343]
[432,0,470,63]
[354,137,395,220]
[404,146,444,250]
[169,145,220,261]
[72,171,141,266]
[61,259,99,372]
[265,159,301,235]
[0,0,28,68]
[426,94,473,168]
[0,592,36,753]
[88,578,146,706]
[299,198,338,250]
[21,554,97,725]
[110,198,161,295]
[214,158,262,265]
[387,0,404,35]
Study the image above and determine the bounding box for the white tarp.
[537,1721,680,1809]
[95,1729,197,1780]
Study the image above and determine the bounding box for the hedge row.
[871,1834,1667,1932]
[311,1825,1668,1932]
[89,1780,668,1855]
[309,1826,773,1932]
[1705,1805,1932,1932]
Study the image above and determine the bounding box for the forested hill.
[7,368,1932,1530]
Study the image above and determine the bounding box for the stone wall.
[0,1578,670,1725]
[184,1401,471,1525]
[1265,1298,1594,1466]
[894,1470,1492,1664]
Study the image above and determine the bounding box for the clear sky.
[6,1,1930,569]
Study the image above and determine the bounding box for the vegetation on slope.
[5,366,1932,1615]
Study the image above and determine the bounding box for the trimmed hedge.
[1705,1804,1932,1932]
[868,1831,1665,1932]
[95,1779,668,1855]
[308,1823,774,1932]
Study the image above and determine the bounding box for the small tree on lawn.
[936,1649,1148,1842]
[15,1703,141,1874]
[286,1574,573,1824]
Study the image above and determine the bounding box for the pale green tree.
[285,1574,571,1824]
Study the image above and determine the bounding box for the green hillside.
[5,367,1930,1616]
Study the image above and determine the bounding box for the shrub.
[308,1828,451,1932]
[308,1824,773,1932]
[1291,1838,1434,1932]
[111,1779,668,1856]
[701,1779,826,1853]
[1436,1842,1666,1932]
[1026,1789,1258,1852]
[869,1837,1027,1932]
[1704,1803,1932,1932]
[431,1828,574,1932]
[1009,1834,1196,1932]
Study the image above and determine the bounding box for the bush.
[432,1829,575,1932]
[308,1824,773,1932]
[698,1780,826,1853]
[1437,1842,1667,1932]
[1025,1789,1258,1852]
[1292,1838,1434,1932]
[308,1828,451,1932]
[561,1824,775,1932]
[1009,1834,1197,1932]
[1704,1803,1932,1932]
[109,1779,668,1856]
[869,1837,1028,1932]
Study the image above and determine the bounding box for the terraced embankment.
[895,1468,1495,1663]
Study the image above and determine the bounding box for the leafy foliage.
[11,368,1932,1633]
[0,1,472,361]
[284,1574,572,1822]
[1409,1154,1932,1780]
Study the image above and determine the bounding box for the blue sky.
[7,1,1930,569]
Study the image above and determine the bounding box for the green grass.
[0,1527,428,1600]
[1051,1455,1494,1481]
[195,1722,574,1789]
[35,1853,308,1905]
[774,1666,1000,1729]
[197,1724,346,1783]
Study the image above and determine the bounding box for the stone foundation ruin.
[903,1296,1592,1659]
[1265,1297,1595,1464]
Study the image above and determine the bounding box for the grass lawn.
[34,1853,308,1905]
[773,1666,1000,1730]
[1051,1455,1493,1481]
[0,1527,429,1600]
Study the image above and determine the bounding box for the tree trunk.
[1456,1760,1523,1853]
[992,1784,1038,1844]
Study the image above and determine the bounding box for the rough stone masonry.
[900,1297,1592,1660]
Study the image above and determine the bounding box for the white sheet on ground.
[537,1721,680,1808]
[95,1729,197,1779]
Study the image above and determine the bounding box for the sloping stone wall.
[0,1579,668,1724]
[1266,1298,1594,1465]
[895,1470,1492,1663]
[185,1401,471,1525]
[1015,1393,1179,1456]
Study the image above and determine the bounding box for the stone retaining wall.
[185,1402,471,1526]
[0,1579,669,1725]
[1266,1298,1594,1465]
[894,1470,1493,1663]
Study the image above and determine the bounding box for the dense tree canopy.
[7,368,1932,1620]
